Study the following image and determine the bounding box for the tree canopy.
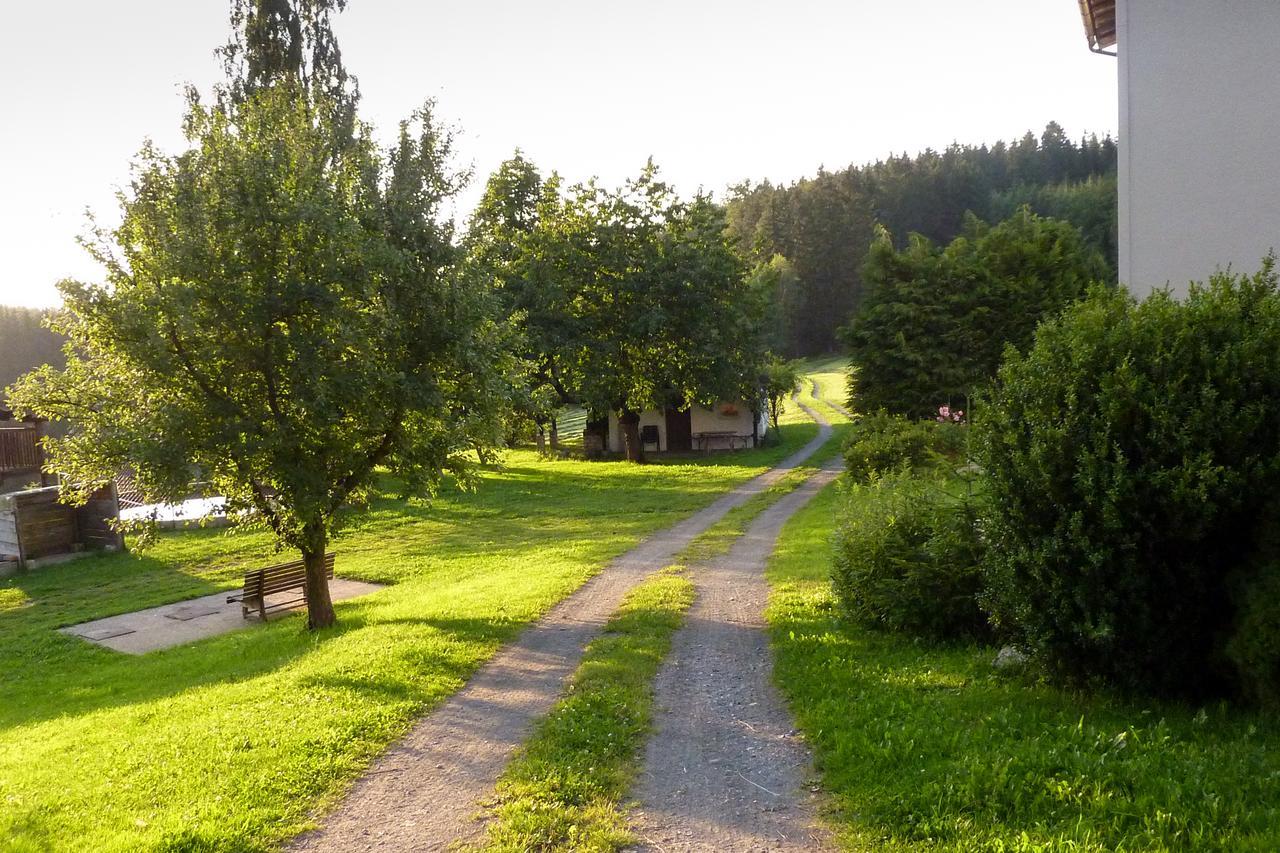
[727,123,1118,356]
[843,209,1110,418]
[467,157,765,461]
[8,3,506,629]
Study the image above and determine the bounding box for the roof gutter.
[1079,0,1118,56]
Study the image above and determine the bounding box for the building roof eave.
[1078,0,1117,53]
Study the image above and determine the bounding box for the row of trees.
[845,210,1110,417]
[727,125,1118,355]
[6,0,769,629]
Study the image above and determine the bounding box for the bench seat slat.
[228,552,336,621]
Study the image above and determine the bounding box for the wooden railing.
[0,426,40,474]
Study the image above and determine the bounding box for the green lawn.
[766,483,1280,852]
[0,424,816,852]
[780,356,852,428]
[808,357,853,420]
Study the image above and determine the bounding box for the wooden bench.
[693,431,751,451]
[227,552,335,621]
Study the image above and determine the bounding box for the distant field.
[781,355,852,427]
[555,406,586,448]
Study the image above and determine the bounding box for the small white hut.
[605,400,767,454]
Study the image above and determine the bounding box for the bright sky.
[0,0,1116,309]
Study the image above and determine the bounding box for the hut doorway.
[664,408,693,452]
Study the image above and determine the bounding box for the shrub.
[843,411,966,482]
[844,209,1109,417]
[1226,561,1280,707]
[976,261,1280,697]
[832,470,990,641]
[843,412,932,480]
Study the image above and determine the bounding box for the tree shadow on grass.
[0,596,524,738]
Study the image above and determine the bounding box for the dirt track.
[628,454,841,852]
[291,411,832,852]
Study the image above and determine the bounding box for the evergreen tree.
[726,123,1119,357]
[843,210,1110,417]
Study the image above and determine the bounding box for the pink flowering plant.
[937,405,965,424]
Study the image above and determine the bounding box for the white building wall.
[606,410,666,454]
[689,402,756,438]
[606,400,761,453]
[1118,0,1280,298]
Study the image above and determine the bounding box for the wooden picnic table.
[693,431,751,451]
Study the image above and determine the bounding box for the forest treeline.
[727,122,1117,356]
[1,123,1115,394]
[0,306,63,402]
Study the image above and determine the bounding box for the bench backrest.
[243,552,336,599]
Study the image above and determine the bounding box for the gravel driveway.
[291,406,832,852]
[628,457,842,852]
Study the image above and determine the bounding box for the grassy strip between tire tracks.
[766,481,1280,852]
[473,566,695,852]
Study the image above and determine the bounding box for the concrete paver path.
[291,411,832,852]
[60,578,385,654]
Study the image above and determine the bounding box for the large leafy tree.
[546,165,761,461]
[463,153,572,449]
[477,161,762,462]
[218,0,357,132]
[8,7,505,630]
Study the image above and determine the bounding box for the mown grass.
[805,355,853,422]
[766,483,1280,852]
[779,355,851,428]
[474,567,695,852]
[680,433,847,566]
[678,467,813,564]
[0,425,815,853]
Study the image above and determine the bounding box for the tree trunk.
[618,410,645,463]
[302,525,336,630]
[536,422,546,454]
[549,416,560,451]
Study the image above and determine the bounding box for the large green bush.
[843,209,1109,417]
[843,411,965,482]
[832,470,989,641]
[976,262,1280,697]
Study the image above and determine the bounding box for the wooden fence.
[0,425,40,473]
[0,484,123,569]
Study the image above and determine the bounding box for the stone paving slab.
[60,578,385,654]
